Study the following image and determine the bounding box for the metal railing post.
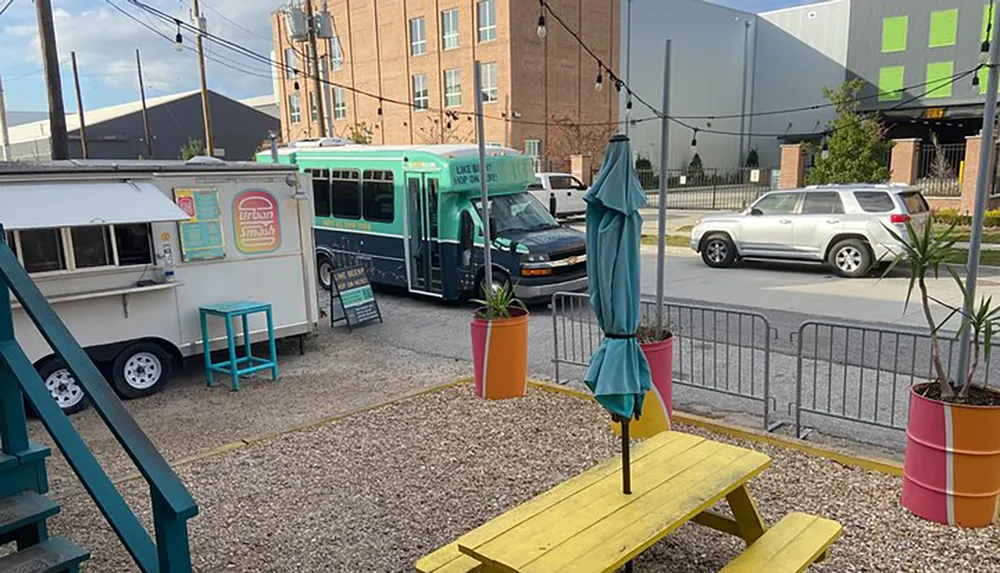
[0,232,29,455]
[551,293,560,384]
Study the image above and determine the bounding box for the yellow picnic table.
[424,430,827,573]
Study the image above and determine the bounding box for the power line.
[123,0,976,139]
[0,0,15,17]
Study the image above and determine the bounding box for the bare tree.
[928,130,954,179]
[545,113,616,171]
[416,111,474,145]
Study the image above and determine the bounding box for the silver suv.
[689,184,930,277]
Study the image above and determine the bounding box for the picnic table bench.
[417,431,842,573]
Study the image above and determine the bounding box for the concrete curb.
[527,380,904,477]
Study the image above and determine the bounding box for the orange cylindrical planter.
[902,384,1000,527]
[471,308,528,400]
[611,335,673,439]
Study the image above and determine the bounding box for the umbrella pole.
[621,416,633,573]
[620,417,631,495]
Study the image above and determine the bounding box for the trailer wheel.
[38,359,88,415]
[111,342,173,399]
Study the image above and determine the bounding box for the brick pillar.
[890,138,920,185]
[571,154,594,185]
[778,144,807,189]
[961,135,985,215]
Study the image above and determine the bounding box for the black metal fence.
[634,167,774,211]
[917,142,965,197]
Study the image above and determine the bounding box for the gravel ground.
[47,385,999,573]
[31,325,469,498]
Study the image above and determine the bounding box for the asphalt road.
[320,246,1000,453]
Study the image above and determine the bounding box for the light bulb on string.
[626,94,633,111]
[821,135,830,159]
[594,67,604,92]
[174,20,184,52]
[536,15,547,38]
[690,128,698,154]
[293,80,300,91]
[981,40,991,65]
[377,99,383,116]
[973,72,981,89]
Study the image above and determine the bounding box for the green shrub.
[931,208,1000,228]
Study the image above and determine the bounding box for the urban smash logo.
[452,162,499,185]
[233,190,281,253]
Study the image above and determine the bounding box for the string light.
[689,128,698,154]
[821,135,830,159]
[173,19,183,52]
[626,93,633,111]
[536,0,547,38]
[377,98,383,116]
[594,66,603,92]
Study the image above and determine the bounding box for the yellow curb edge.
[527,380,904,477]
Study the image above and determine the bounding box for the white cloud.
[1,0,279,104]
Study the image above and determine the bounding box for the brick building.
[272,0,619,169]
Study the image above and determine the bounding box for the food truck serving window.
[5,224,153,275]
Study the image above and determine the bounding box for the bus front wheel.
[476,269,510,298]
[318,255,334,291]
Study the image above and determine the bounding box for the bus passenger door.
[405,174,442,294]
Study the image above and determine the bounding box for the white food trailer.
[0,159,319,413]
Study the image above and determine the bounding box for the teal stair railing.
[0,228,198,573]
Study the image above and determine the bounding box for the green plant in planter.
[883,220,1000,402]
[471,281,527,319]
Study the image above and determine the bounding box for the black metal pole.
[621,417,631,495]
[621,415,633,573]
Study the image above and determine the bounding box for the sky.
[0,0,813,113]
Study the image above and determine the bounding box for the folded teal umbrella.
[583,134,653,427]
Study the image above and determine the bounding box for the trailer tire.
[38,359,88,415]
[111,342,173,399]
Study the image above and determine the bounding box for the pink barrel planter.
[641,335,673,421]
[614,335,673,439]
[902,384,1000,527]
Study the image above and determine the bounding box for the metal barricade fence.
[793,320,997,438]
[551,292,779,430]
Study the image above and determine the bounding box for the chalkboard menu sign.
[330,265,382,329]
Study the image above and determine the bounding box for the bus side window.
[459,210,474,268]
[331,169,361,220]
[309,168,331,217]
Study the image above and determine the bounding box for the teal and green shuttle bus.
[258,142,588,301]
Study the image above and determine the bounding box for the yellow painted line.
[527,380,903,477]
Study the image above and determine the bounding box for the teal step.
[0,491,59,538]
[0,537,89,573]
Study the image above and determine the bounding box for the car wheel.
[111,342,173,399]
[829,239,873,278]
[38,360,88,415]
[700,234,737,268]
[317,256,334,291]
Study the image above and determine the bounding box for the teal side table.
[199,300,278,391]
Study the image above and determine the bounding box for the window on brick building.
[477,0,495,42]
[410,17,426,56]
[442,9,459,50]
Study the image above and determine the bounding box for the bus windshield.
[472,193,561,235]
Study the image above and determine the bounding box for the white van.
[1,160,319,414]
[527,173,588,219]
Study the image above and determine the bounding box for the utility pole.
[70,52,88,158]
[35,0,69,159]
[0,75,11,161]
[303,0,327,137]
[192,0,214,154]
[957,2,1000,383]
[136,49,154,158]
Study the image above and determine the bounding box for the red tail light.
[890,214,911,224]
